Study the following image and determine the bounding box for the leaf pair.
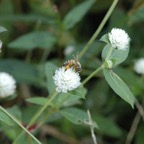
[100,34,135,108]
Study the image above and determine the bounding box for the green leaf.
[8,31,57,50]
[102,44,129,66]
[0,59,39,84]
[128,4,144,25]
[7,106,22,120]
[26,97,47,105]
[63,0,95,29]
[136,123,144,144]
[0,108,15,126]
[100,34,109,44]
[94,115,123,138]
[60,107,98,128]
[45,62,57,94]
[0,14,55,24]
[103,69,135,107]
[0,26,7,33]
[53,86,86,108]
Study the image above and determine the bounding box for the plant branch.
[82,65,104,85]
[13,91,58,144]
[79,0,119,59]
[0,106,41,144]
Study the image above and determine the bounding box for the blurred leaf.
[8,31,57,50]
[102,43,129,66]
[136,123,144,144]
[26,97,47,105]
[29,0,57,17]
[103,69,135,107]
[1,123,20,141]
[22,105,40,124]
[113,67,143,96]
[13,132,39,144]
[60,107,88,125]
[53,86,86,108]
[109,8,127,29]
[0,26,7,33]
[94,115,123,138]
[0,59,39,84]
[63,0,95,29]
[60,107,98,128]
[0,108,15,126]
[128,2,144,25]
[0,14,55,24]
[45,62,57,94]
[7,106,22,120]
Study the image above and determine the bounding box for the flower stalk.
[0,106,41,144]
[13,91,58,144]
[82,65,104,85]
[79,0,119,59]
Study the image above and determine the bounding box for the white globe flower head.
[134,58,144,74]
[53,67,81,93]
[108,28,130,50]
[0,72,16,98]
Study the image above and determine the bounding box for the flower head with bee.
[53,55,81,93]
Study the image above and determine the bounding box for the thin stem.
[13,91,58,144]
[87,110,98,144]
[134,98,144,121]
[27,91,58,128]
[105,46,113,61]
[125,112,141,144]
[125,99,144,144]
[82,65,104,85]
[79,0,119,59]
[0,106,41,144]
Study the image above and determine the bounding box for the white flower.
[64,45,75,56]
[134,58,144,74]
[0,72,16,98]
[53,67,81,93]
[108,28,130,50]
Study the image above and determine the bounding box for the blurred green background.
[0,0,144,144]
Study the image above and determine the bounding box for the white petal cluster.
[108,28,130,50]
[134,58,144,74]
[53,67,81,93]
[0,72,16,98]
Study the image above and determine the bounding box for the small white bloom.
[108,28,130,50]
[53,67,81,93]
[64,45,75,56]
[134,58,144,74]
[0,72,16,98]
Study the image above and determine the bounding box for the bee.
[63,55,82,72]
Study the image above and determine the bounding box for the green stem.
[105,46,113,61]
[82,65,104,85]
[13,91,58,144]
[27,91,58,128]
[0,106,41,144]
[79,0,119,59]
